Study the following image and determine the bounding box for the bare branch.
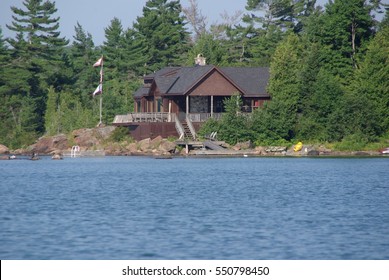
[181,0,208,40]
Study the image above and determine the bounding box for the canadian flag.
[92,84,102,96]
[93,56,103,67]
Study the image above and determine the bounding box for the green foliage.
[186,33,225,65]
[133,0,190,71]
[109,127,134,143]
[297,69,344,142]
[350,26,389,133]
[319,0,375,79]
[217,95,255,145]
[101,78,138,123]
[333,133,369,151]
[44,88,96,135]
[253,34,302,142]
[198,118,220,139]
[199,95,255,145]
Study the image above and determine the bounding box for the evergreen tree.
[134,0,190,71]
[122,28,149,76]
[186,33,225,65]
[103,18,125,77]
[348,26,389,136]
[252,34,303,142]
[245,25,283,66]
[320,0,375,79]
[70,22,98,105]
[218,94,254,145]
[5,0,69,135]
[244,0,317,32]
[297,69,344,141]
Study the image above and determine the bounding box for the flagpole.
[99,57,103,126]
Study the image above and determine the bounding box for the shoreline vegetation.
[1,126,388,159]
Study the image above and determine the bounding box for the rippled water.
[1,156,389,259]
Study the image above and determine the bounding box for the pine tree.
[320,0,375,79]
[122,28,148,76]
[70,22,97,104]
[5,0,69,135]
[244,0,317,32]
[252,34,303,142]
[134,0,190,71]
[348,26,389,136]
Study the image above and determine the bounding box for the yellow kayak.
[293,142,303,152]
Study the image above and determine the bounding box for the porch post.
[186,95,189,116]
[211,95,214,118]
[168,99,172,122]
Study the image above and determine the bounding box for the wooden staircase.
[182,120,196,140]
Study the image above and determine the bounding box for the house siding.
[189,69,241,96]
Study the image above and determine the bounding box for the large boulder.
[138,138,151,152]
[31,134,68,154]
[0,144,9,154]
[159,140,176,153]
[126,143,139,154]
[72,126,115,149]
[150,136,163,148]
[233,140,254,151]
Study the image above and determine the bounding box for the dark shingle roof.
[135,65,269,98]
[133,87,150,98]
[221,67,269,96]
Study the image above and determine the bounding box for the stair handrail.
[175,116,185,140]
[185,116,197,140]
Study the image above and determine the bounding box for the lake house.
[113,57,270,140]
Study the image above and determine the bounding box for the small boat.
[380,147,389,154]
[293,142,303,152]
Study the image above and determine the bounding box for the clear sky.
[0,0,355,46]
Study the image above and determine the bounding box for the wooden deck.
[113,113,176,124]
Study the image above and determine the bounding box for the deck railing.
[187,113,223,122]
[175,117,185,140]
[113,112,176,124]
[113,112,229,124]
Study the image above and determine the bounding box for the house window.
[156,98,163,112]
[137,101,141,112]
[242,99,252,112]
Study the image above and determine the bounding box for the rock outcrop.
[0,144,9,154]
[72,126,115,149]
[31,134,68,154]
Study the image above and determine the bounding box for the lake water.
[1,156,389,260]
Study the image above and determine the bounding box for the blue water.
[1,156,389,259]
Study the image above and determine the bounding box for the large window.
[156,98,163,112]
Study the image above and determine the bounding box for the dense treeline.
[0,0,388,149]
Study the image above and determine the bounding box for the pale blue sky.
[1,0,379,46]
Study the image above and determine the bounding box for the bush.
[109,127,133,143]
[333,133,368,151]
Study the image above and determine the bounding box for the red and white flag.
[92,84,102,96]
[93,56,103,67]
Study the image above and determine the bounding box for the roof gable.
[188,68,241,96]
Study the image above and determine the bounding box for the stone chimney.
[194,54,206,66]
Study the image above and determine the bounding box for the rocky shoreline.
[0,126,387,159]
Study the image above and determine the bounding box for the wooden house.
[113,61,270,140]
